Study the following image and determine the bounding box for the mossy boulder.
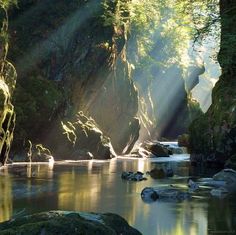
[0,211,142,235]
[143,142,170,157]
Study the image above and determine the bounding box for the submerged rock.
[188,179,199,192]
[213,169,236,191]
[210,187,229,198]
[149,168,165,179]
[0,211,142,235]
[141,187,191,202]
[121,171,147,181]
[149,167,174,179]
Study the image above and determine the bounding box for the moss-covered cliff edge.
[8,0,140,158]
[189,0,236,167]
[0,2,17,165]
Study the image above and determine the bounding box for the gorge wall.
[0,3,17,165]
[8,0,139,158]
[189,0,236,166]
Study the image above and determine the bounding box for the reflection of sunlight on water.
[0,171,12,222]
[1,159,235,235]
[58,172,101,211]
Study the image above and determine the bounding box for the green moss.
[0,211,142,235]
[12,76,63,149]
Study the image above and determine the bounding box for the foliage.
[175,0,220,42]
[101,0,130,27]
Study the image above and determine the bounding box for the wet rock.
[121,171,147,181]
[48,111,116,160]
[225,154,236,170]
[213,169,236,191]
[165,167,174,177]
[142,142,170,157]
[210,187,229,198]
[147,143,170,157]
[188,179,199,192]
[178,134,190,148]
[0,211,142,235]
[130,147,151,158]
[149,167,173,179]
[141,187,191,202]
[70,149,94,160]
[31,154,54,163]
[140,187,159,202]
[149,168,165,179]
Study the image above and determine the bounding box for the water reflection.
[0,168,12,222]
[0,158,236,235]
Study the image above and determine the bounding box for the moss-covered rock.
[0,78,16,165]
[0,211,142,235]
[12,76,63,150]
[47,111,116,160]
[189,1,236,165]
[0,1,18,165]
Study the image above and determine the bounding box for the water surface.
[0,155,236,235]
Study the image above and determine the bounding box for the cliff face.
[189,1,236,165]
[8,0,139,157]
[0,5,17,165]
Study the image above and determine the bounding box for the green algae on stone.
[0,211,142,235]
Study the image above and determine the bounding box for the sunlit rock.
[0,7,17,165]
[48,111,116,160]
[142,141,170,157]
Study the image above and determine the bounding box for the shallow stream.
[0,154,236,235]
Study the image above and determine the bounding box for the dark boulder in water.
[149,168,166,179]
[121,171,147,181]
[149,167,174,179]
[141,187,191,202]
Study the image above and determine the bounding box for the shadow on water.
[0,156,236,235]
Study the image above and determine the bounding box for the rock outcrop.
[0,3,17,165]
[0,211,142,235]
[8,0,140,157]
[47,111,116,160]
[189,1,236,165]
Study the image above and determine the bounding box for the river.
[0,154,236,235]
